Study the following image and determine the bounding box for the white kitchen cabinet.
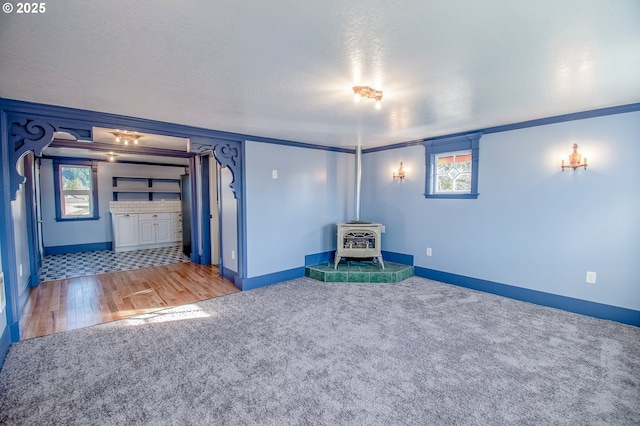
[113,214,139,249]
[139,213,171,245]
[111,212,179,252]
[171,212,183,243]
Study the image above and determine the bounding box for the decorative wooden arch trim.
[7,114,91,201]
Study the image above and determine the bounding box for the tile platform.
[305,260,414,283]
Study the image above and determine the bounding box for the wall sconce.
[353,85,383,109]
[561,143,588,171]
[111,130,143,145]
[393,162,405,179]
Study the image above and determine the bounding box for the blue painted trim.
[363,102,640,153]
[200,155,212,265]
[42,155,188,168]
[241,267,304,291]
[414,267,640,327]
[215,163,223,269]
[363,139,424,154]
[238,141,248,284]
[423,193,479,199]
[17,282,30,325]
[221,266,238,288]
[28,273,39,288]
[305,251,335,265]
[423,133,481,199]
[1,98,350,154]
[188,157,199,263]
[52,159,99,221]
[0,323,11,368]
[243,138,354,154]
[381,250,414,265]
[44,241,112,256]
[24,154,41,288]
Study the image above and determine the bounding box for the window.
[423,132,481,199]
[53,160,99,221]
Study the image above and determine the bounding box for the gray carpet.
[1,276,638,425]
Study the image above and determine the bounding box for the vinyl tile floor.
[39,246,190,282]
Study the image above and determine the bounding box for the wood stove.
[334,222,384,269]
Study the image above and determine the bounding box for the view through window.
[60,165,92,217]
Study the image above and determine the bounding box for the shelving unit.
[112,176,181,201]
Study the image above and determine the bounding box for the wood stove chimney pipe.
[355,145,362,222]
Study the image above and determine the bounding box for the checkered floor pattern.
[39,246,190,282]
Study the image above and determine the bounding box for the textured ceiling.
[1,0,639,149]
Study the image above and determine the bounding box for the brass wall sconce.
[393,162,405,179]
[561,143,588,171]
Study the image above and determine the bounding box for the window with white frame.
[53,160,99,220]
[435,150,472,193]
[423,133,481,199]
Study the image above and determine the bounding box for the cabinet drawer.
[139,212,171,221]
[171,212,182,219]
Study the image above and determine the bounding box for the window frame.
[423,132,481,199]
[53,159,100,221]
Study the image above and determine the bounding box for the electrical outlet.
[586,271,597,284]
[272,170,278,179]
[426,247,432,257]
[231,250,236,260]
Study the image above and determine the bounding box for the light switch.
[272,170,278,179]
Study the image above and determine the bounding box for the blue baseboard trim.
[241,267,304,291]
[305,251,334,266]
[9,321,20,342]
[44,241,112,256]
[221,266,238,288]
[0,323,10,368]
[381,251,414,265]
[415,267,640,327]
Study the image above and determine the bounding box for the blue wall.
[361,110,640,311]
[244,141,354,278]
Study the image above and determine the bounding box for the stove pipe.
[355,145,362,222]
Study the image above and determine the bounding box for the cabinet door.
[139,220,156,245]
[156,219,172,243]
[114,214,139,247]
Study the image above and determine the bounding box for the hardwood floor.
[19,262,239,340]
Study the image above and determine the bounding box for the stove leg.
[377,256,385,270]
[334,255,341,269]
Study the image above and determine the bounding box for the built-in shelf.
[112,176,181,201]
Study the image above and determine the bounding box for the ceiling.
[1,1,639,150]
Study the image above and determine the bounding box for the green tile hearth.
[305,261,414,283]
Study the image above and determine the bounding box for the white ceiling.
[1,0,639,149]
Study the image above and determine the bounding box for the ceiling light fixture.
[353,86,383,109]
[106,152,118,162]
[111,130,143,145]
